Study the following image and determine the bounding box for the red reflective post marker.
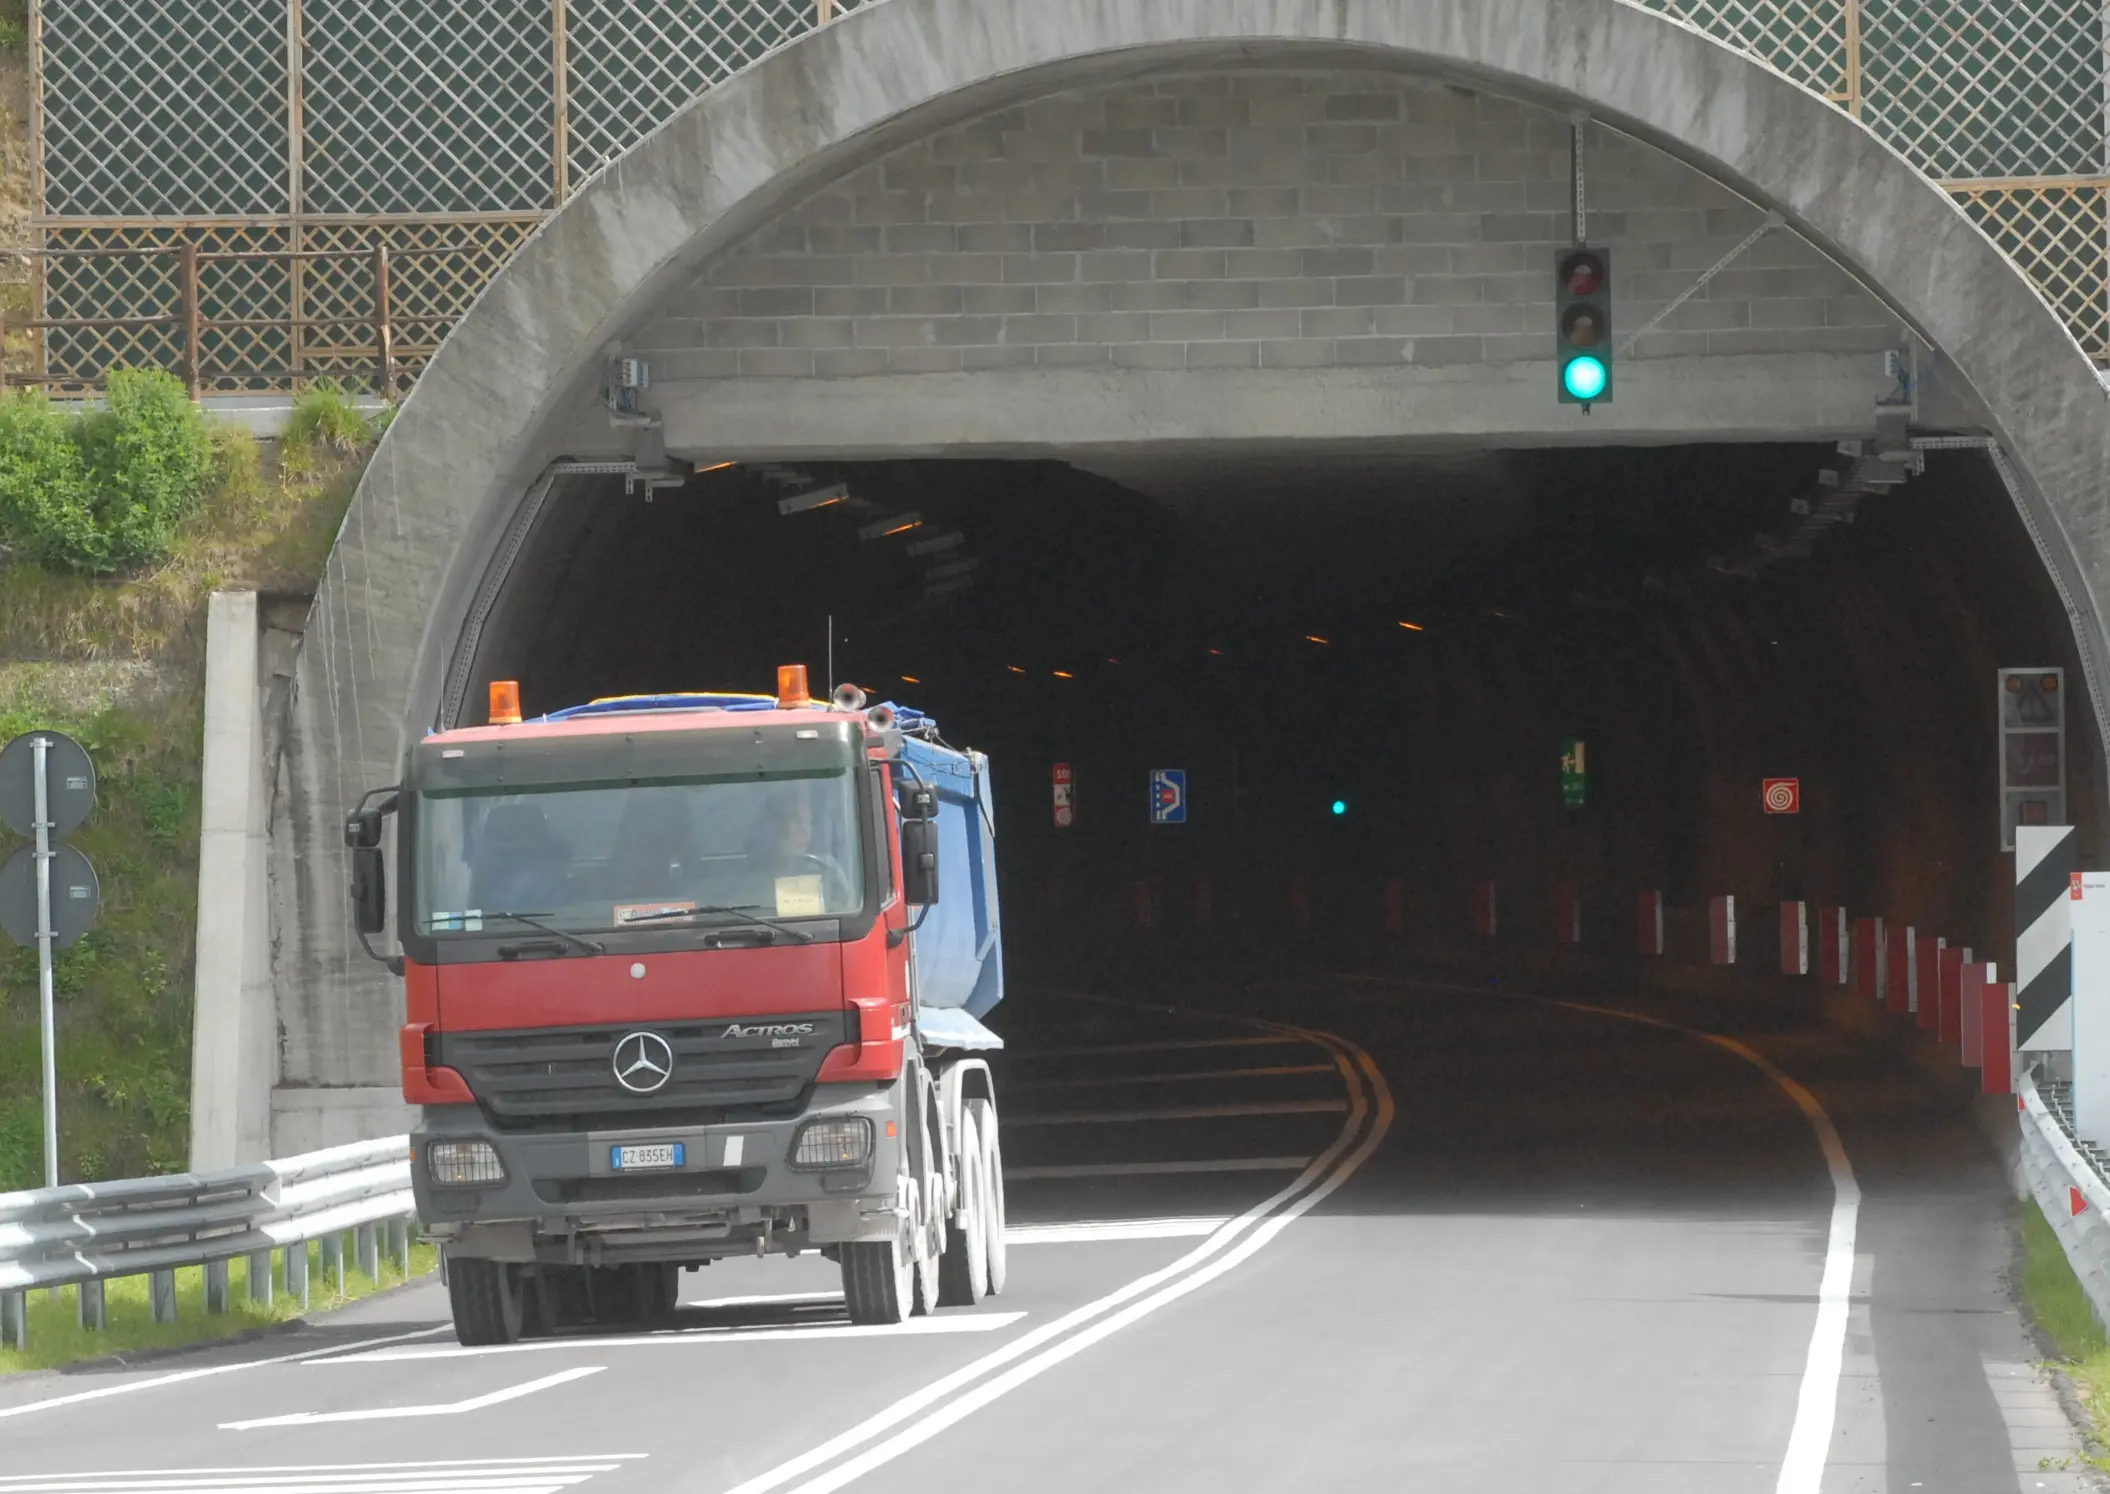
[1473,880,1497,941]
[1638,890,1664,956]
[1817,906,1850,985]
[1982,978,2014,1095]
[1555,882,1581,946]
[1938,945,1970,1047]
[1960,961,1994,1067]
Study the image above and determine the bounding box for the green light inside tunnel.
[1562,355,1608,401]
[1331,799,1348,816]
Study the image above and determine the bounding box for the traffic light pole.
[1570,114,1587,246]
[33,734,57,1188]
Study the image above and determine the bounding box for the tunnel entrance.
[466,443,2092,979]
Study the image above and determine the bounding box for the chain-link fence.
[19,0,2110,389]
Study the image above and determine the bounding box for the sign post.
[0,731,99,1189]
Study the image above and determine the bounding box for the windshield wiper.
[617,903,816,944]
[471,911,604,956]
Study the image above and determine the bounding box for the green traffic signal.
[1555,247,1612,406]
[1331,799,1348,816]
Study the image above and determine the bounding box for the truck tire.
[841,1228,914,1324]
[910,1113,946,1316]
[637,1263,679,1319]
[937,1109,988,1306]
[448,1257,527,1346]
[969,1097,1007,1297]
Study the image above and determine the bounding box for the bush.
[0,369,213,575]
[281,379,376,477]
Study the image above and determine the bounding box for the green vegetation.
[0,370,214,574]
[0,1239,439,1375]
[281,379,383,478]
[2019,1198,2110,1465]
[0,413,370,1194]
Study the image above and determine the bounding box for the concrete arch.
[273,0,2110,1147]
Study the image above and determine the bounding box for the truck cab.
[346,669,1007,1344]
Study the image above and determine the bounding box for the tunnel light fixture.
[906,531,965,558]
[695,460,736,474]
[1052,670,1074,679]
[900,674,921,684]
[1398,620,1425,632]
[859,511,923,540]
[1105,658,1121,666]
[1207,648,1225,656]
[1306,635,1331,645]
[1006,665,1027,675]
[779,483,848,515]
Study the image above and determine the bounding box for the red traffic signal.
[1561,250,1605,297]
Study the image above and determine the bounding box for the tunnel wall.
[640,69,1903,382]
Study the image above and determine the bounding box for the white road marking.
[1008,1098,1348,1126]
[713,1017,1385,1494]
[1012,1063,1338,1089]
[1005,1156,1313,1179]
[221,1366,605,1430]
[0,1456,644,1494]
[311,1312,1025,1364]
[1011,1035,1305,1059]
[0,1326,455,1422]
[1005,1218,1228,1244]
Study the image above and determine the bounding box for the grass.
[280,381,380,479]
[0,423,369,1192]
[0,1239,439,1375]
[2018,1197,2110,1465]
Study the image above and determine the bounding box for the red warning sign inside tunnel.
[1053,762,1074,828]
[1762,778,1801,815]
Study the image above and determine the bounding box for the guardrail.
[0,1136,414,1351]
[2018,1069,2110,1329]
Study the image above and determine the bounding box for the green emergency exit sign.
[1561,737,1587,809]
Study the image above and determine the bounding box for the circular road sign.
[0,842,102,950]
[0,731,97,839]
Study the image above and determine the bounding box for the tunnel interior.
[467,442,2098,977]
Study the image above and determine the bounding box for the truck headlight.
[790,1117,873,1171]
[427,1139,506,1185]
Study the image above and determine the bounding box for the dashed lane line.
[221,1365,606,1429]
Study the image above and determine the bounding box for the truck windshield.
[414,770,865,936]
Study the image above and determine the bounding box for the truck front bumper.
[411,1082,903,1265]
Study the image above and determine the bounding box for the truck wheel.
[910,1146,946,1317]
[841,1226,914,1325]
[969,1097,1007,1296]
[447,1257,526,1346]
[937,1109,988,1306]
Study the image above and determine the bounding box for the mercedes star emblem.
[612,1030,675,1094]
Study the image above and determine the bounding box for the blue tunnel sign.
[1150,768,1187,825]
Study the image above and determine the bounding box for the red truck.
[345,667,1007,1344]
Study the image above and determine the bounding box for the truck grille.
[436,1012,850,1132]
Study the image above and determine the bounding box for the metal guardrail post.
[372,243,395,396]
[77,1276,104,1330]
[355,1222,378,1281]
[149,1269,177,1323]
[388,1218,411,1276]
[320,1231,344,1295]
[203,1258,229,1314]
[179,242,202,402]
[249,1248,274,1305]
[287,1239,309,1308]
[1,1288,24,1349]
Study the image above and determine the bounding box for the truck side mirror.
[351,846,387,934]
[345,805,384,849]
[901,819,939,906]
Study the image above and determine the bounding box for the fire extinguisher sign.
[1053,762,1074,828]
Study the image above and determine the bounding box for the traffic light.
[1555,246,1612,406]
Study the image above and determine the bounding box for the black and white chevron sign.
[2016,824,2077,1050]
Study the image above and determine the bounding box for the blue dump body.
[897,729,1003,1050]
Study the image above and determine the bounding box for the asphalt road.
[0,972,2091,1493]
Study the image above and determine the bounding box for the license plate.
[611,1142,685,1171]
